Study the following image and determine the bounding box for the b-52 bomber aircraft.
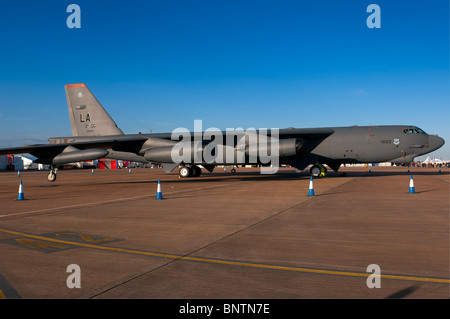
[0,83,445,181]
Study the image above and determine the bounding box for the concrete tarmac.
[0,166,448,299]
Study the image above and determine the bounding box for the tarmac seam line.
[86,175,353,297]
[0,180,257,219]
[88,183,327,297]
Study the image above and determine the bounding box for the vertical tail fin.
[65,83,124,136]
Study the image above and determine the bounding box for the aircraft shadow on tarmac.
[77,168,448,186]
[385,286,419,299]
[360,170,449,177]
[84,170,340,186]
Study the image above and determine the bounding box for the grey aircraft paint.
[0,84,445,181]
[65,83,123,136]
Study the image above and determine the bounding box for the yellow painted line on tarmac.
[0,227,449,285]
[182,257,450,284]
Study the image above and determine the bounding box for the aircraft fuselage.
[47,125,444,173]
[311,125,439,165]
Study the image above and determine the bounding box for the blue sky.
[0,0,448,159]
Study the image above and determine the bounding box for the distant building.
[0,154,24,171]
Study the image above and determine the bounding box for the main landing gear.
[309,164,327,178]
[179,165,202,178]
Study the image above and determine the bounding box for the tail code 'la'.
[65,83,124,136]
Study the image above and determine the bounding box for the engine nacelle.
[144,146,177,163]
[251,138,305,158]
[144,138,306,164]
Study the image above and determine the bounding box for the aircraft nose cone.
[428,135,445,151]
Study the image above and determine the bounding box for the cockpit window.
[415,127,426,134]
[403,127,426,134]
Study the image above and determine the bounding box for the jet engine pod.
[279,138,306,157]
[252,138,306,158]
[144,146,175,163]
[52,148,109,165]
[144,142,206,164]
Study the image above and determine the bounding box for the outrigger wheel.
[47,166,57,182]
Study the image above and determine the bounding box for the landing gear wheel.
[191,165,202,177]
[310,165,321,177]
[179,166,192,178]
[47,168,57,182]
[310,164,326,178]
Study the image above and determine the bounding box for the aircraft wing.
[155,127,335,141]
[0,137,148,164]
[0,144,64,156]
